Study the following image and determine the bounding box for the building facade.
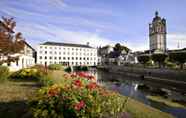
[149,11,167,53]
[37,42,98,66]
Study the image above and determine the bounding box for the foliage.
[113,43,130,54]
[74,66,89,71]
[137,55,151,66]
[10,68,41,80]
[64,66,72,72]
[0,66,9,81]
[30,72,127,118]
[151,53,168,68]
[48,64,62,70]
[169,52,186,69]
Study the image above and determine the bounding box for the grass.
[0,80,40,118]
[147,95,186,108]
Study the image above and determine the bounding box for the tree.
[151,53,168,68]
[113,43,130,55]
[169,52,186,69]
[137,55,150,67]
[0,17,25,65]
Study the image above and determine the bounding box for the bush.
[0,66,9,81]
[10,68,41,80]
[30,72,126,118]
[64,66,72,72]
[48,64,62,70]
[74,66,89,71]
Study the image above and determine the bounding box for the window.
[68,57,70,60]
[72,52,74,55]
[59,52,61,55]
[50,47,52,49]
[76,57,78,60]
[59,57,61,60]
[40,56,42,59]
[55,51,57,54]
[40,51,42,54]
[45,56,47,59]
[40,46,43,49]
[87,57,89,60]
[72,57,74,60]
[63,52,66,55]
[54,57,57,59]
[50,51,52,54]
[55,47,57,49]
[83,57,86,60]
[80,57,82,60]
[63,57,66,60]
[76,62,78,65]
[45,51,47,54]
[49,57,52,59]
[45,46,47,49]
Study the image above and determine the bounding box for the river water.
[89,69,186,118]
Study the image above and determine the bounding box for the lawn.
[0,80,40,118]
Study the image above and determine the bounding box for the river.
[89,69,186,118]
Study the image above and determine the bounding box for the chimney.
[86,42,90,46]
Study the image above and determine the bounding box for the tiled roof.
[41,41,94,48]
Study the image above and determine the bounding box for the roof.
[41,41,94,48]
[23,40,36,52]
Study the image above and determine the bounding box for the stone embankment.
[97,65,186,92]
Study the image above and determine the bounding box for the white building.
[37,42,98,66]
[1,41,36,71]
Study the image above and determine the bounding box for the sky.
[0,0,186,51]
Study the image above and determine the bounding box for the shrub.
[10,68,40,80]
[48,64,62,70]
[30,72,126,118]
[81,66,88,71]
[0,66,9,81]
[64,66,72,72]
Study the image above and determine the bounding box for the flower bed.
[30,72,127,118]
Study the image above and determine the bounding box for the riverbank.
[97,65,186,93]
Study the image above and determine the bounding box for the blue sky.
[0,0,186,51]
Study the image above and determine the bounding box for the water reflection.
[89,69,186,118]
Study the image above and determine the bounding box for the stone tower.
[149,11,167,53]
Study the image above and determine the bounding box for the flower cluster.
[31,71,126,118]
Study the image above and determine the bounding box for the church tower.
[149,11,167,53]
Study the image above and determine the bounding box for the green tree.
[151,53,168,68]
[169,52,186,69]
[113,43,130,54]
[137,55,150,67]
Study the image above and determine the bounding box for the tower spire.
[155,11,159,17]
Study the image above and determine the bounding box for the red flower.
[73,80,83,88]
[87,75,96,80]
[86,82,97,90]
[74,100,85,111]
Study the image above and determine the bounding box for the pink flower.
[86,82,97,90]
[73,80,83,88]
[74,100,85,111]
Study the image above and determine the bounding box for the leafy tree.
[169,52,186,69]
[0,17,25,65]
[113,43,130,54]
[151,53,168,68]
[137,55,150,67]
